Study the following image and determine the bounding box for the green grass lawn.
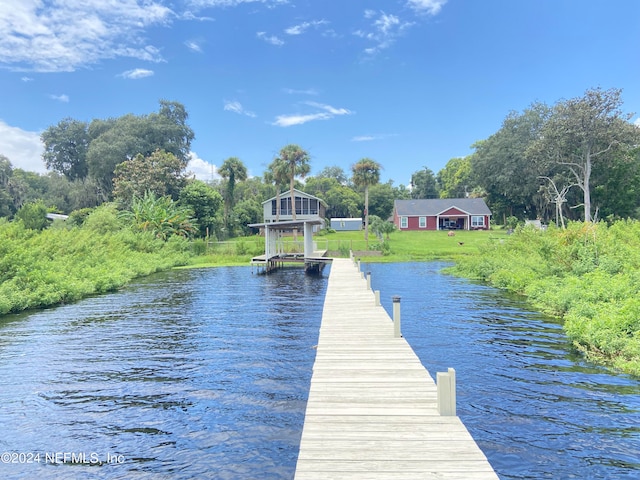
[317,229,509,262]
[182,229,509,267]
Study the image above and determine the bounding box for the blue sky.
[1,0,639,186]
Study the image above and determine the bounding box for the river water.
[366,262,640,480]
[0,263,638,479]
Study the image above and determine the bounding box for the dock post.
[437,368,457,416]
[374,290,380,306]
[392,296,401,338]
[366,271,371,290]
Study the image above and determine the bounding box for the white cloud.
[49,94,69,102]
[21,76,34,82]
[0,120,46,173]
[187,151,219,181]
[0,0,172,72]
[119,68,154,79]
[189,0,289,7]
[355,10,414,56]
[285,20,328,36]
[634,118,640,127]
[407,0,448,15]
[352,135,376,142]
[185,40,203,53]
[256,31,284,46]
[223,100,257,118]
[351,133,397,142]
[304,101,352,116]
[282,88,319,95]
[272,112,332,127]
[272,102,353,127]
[188,0,288,7]
[181,11,215,21]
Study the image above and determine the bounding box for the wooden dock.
[294,258,499,479]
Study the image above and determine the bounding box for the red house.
[393,198,492,231]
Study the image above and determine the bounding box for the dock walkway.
[295,258,498,479]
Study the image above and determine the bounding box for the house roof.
[394,198,492,216]
[262,188,327,206]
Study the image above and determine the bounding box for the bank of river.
[0,262,638,479]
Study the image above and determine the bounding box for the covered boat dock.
[248,218,331,273]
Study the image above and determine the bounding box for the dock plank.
[294,258,498,479]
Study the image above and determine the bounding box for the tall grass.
[0,216,191,315]
[449,220,640,376]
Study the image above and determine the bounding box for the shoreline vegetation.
[2,219,639,377]
[0,213,191,316]
[448,220,640,377]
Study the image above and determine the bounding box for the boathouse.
[248,218,330,273]
[262,189,327,226]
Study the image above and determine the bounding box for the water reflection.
[367,261,640,480]
[0,266,327,480]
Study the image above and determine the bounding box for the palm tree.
[275,144,310,221]
[352,158,381,247]
[266,158,289,221]
[218,157,247,234]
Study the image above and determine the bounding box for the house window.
[280,197,291,215]
[419,216,426,228]
[471,215,485,228]
[400,217,408,229]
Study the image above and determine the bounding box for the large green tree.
[41,118,90,180]
[112,149,187,206]
[0,155,14,217]
[351,158,381,246]
[316,165,348,184]
[530,87,640,222]
[472,103,551,222]
[324,185,361,219]
[437,156,473,199]
[591,147,640,220]
[86,100,194,195]
[368,182,396,220]
[179,180,223,238]
[410,168,439,199]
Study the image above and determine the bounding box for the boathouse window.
[400,217,408,229]
[271,196,319,217]
[471,215,485,227]
[419,216,426,228]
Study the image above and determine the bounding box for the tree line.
[1,87,639,239]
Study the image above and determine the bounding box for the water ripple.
[0,267,326,479]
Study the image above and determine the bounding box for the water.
[366,262,640,480]
[0,267,327,479]
[1,262,639,479]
